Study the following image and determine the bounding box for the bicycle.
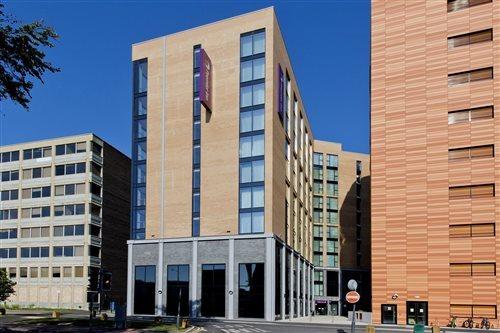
[463,317,474,328]
[447,316,457,328]
[481,318,491,330]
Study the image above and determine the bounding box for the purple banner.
[199,48,212,112]
[278,65,284,121]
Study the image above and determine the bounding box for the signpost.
[347,279,360,333]
[199,49,212,112]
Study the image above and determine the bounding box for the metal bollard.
[366,325,376,333]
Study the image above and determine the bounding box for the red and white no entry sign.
[346,291,360,304]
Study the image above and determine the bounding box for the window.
[313,254,323,266]
[166,265,190,316]
[20,247,49,258]
[313,166,323,180]
[240,109,264,133]
[55,183,86,196]
[240,30,265,57]
[1,189,18,201]
[20,227,49,238]
[52,267,61,278]
[450,263,496,276]
[241,58,265,82]
[313,210,323,223]
[0,209,18,220]
[239,134,264,158]
[327,226,339,239]
[56,142,86,155]
[240,159,264,183]
[239,211,264,234]
[447,0,492,12]
[55,162,86,176]
[326,154,338,168]
[54,204,85,216]
[23,147,51,160]
[1,170,19,182]
[313,181,323,195]
[136,119,147,139]
[0,248,16,258]
[326,254,338,268]
[450,304,497,319]
[63,267,72,278]
[1,150,19,163]
[30,267,38,278]
[313,239,323,252]
[22,166,51,179]
[201,264,226,317]
[314,270,324,296]
[448,106,493,124]
[0,229,17,239]
[22,186,51,199]
[238,263,264,318]
[313,196,323,209]
[313,152,323,166]
[134,265,155,315]
[240,84,265,107]
[9,268,16,278]
[326,240,338,253]
[450,223,495,238]
[448,67,493,86]
[326,183,338,197]
[449,145,494,160]
[54,225,84,237]
[20,267,27,278]
[75,266,84,277]
[53,245,83,257]
[21,206,50,219]
[449,184,494,199]
[448,29,492,49]
[313,225,323,237]
[326,197,338,210]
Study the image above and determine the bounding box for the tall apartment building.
[0,134,130,309]
[127,7,317,320]
[372,0,499,326]
[312,141,370,317]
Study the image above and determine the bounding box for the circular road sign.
[347,279,358,291]
[346,291,360,304]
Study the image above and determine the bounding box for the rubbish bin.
[413,324,425,333]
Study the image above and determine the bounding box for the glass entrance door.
[381,304,397,324]
[407,301,428,325]
[201,264,226,317]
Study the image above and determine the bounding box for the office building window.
[449,184,494,199]
[0,229,17,239]
[132,58,148,240]
[22,166,51,179]
[238,263,264,318]
[240,160,264,183]
[0,209,18,220]
[448,67,493,86]
[23,147,51,160]
[21,227,49,238]
[313,254,323,266]
[1,151,19,163]
[313,166,323,180]
[448,106,493,124]
[1,189,18,201]
[166,265,190,316]
[314,270,324,296]
[240,30,265,57]
[448,29,492,49]
[134,265,155,315]
[55,142,86,155]
[240,108,264,133]
[54,204,85,216]
[313,225,323,237]
[21,206,50,219]
[326,154,338,168]
[447,0,492,12]
[0,248,16,259]
[449,145,494,160]
[20,247,49,258]
[1,170,19,182]
[55,162,86,176]
[450,223,495,238]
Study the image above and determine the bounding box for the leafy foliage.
[0,3,59,109]
[0,269,15,303]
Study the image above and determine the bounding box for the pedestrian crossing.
[203,323,270,333]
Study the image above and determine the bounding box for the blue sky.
[1,0,370,155]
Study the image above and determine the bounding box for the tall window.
[134,265,155,315]
[131,59,148,240]
[166,265,190,316]
[201,264,226,317]
[239,29,265,234]
[239,263,265,318]
[192,46,202,236]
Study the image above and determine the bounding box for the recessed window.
[448,67,493,86]
[447,0,492,12]
[448,29,492,49]
[1,151,20,163]
[448,106,493,124]
[449,145,494,160]
[449,184,494,199]
[450,263,496,276]
[450,223,495,237]
[240,30,265,57]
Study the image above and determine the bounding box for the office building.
[371,0,499,326]
[0,134,130,309]
[312,141,370,317]
[127,7,318,320]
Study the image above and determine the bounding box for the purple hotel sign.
[199,48,213,112]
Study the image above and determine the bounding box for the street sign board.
[346,291,360,304]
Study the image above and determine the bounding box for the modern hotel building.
[127,7,371,321]
[0,134,130,309]
[371,0,500,326]
[312,141,370,317]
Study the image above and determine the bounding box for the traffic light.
[101,271,112,292]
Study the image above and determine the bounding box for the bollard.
[413,324,425,333]
[366,325,376,333]
[51,311,60,319]
[432,325,440,333]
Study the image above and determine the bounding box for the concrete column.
[228,238,235,319]
[156,242,164,316]
[296,256,300,317]
[126,243,133,315]
[190,240,198,317]
[280,245,286,319]
[265,237,275,321]
[302,260,306,317]
[289,251,294,319]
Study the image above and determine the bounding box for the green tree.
[0,269,15,304]
[0,2,59,109]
